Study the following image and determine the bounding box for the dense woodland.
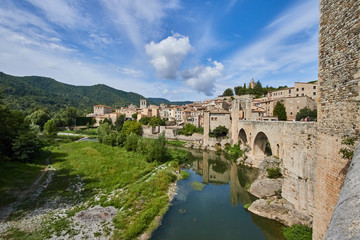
[0,72,190,115]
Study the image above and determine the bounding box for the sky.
[0,0,319,101]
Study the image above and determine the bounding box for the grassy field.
[0,152,49,208]
[0,141,180,239]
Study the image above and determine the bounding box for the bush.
[224,143,243,160]
[266,167,282,179]
[282,225,312,240]
[180,170,190,179]
[149,117,165,127]
[170,148,191,164]
[125,132,139,152]
[244,203,251,209]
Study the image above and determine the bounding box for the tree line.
[222,81,288,98]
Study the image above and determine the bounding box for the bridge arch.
[239,128,248,144]
[253,132,272,160]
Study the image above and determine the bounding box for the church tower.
[140,99,147,109]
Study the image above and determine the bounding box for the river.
[150,149,286,240]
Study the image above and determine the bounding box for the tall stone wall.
[314,1,360,239]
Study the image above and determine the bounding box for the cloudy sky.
[0,0,319,101]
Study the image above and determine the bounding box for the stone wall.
[325,143,360,239]
[314,0,360,239]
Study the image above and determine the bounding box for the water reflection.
[151,149,285,240]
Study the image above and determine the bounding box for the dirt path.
[0,156,53,221]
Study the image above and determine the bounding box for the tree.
[222,88,234,97]
[146,132,171,163]
[211,125,229,138]
[296,107,317,121]
[132,113,138,119]
[65,107,77,126]
[121,120,142,136]
[25,109,50,130]
[43,119,58,139]
[97,122,111,143]
[273,102,287,121]
[114,114,125,132]
[139,116,151,125]
[253,81,264,98]
[149,117,165,127]
[12,129,44,161]
[125,132,139,151]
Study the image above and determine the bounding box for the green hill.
[0,72,157,113]
[147,98,192,106]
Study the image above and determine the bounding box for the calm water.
[150,150,286,240]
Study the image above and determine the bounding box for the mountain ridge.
[0,72,191,113]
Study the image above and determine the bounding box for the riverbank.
[0,141,182,239]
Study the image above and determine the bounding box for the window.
[297,106,299,109]
[290,112,293,115]
[296,88,299,91]
[302,87,304,91]
[289,89,291,94]
[313,86,316,89]
[302,93,304,96]
[296,94,299,97]
[313,92,316,95]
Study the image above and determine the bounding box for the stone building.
[93,104,112,115]
[208,109,231,131]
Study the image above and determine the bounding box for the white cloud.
[145,34,193,80]
[182,60,224,96]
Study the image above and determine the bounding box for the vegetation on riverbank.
[0,140,187,239]
[282,224,312,240]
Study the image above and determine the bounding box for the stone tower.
[140,99,147,109]
[313,0,360,239]
[249,78,256,89]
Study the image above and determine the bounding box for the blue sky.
[0,0,319,101]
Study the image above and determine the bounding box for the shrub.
[244,203,251,209]
[224,143,243,160]
[170,148,191,164]
[180,170,190,179]
[266,167,282,179]
[282,225,312,240]
[43,119,58,139]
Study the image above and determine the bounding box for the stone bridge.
[231,120,318,217]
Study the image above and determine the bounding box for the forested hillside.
[0,72,159,113]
